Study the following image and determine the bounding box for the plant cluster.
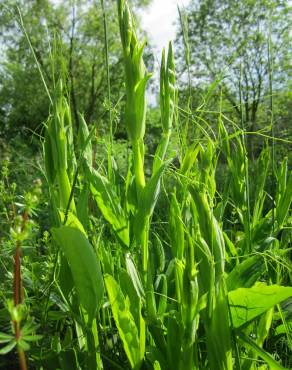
[0,1,291,369]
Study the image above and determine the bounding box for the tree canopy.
[0,0,152,138]
[176,0,291,150]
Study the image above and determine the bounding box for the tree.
[176,0,291,150]
[0,0,152,138]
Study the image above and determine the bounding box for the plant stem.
[268,14,275,234]
[101,0,114,181]
[239,63,251,253]
[18,346,28,370]
[141,220,149,284]
[13,211,28,370]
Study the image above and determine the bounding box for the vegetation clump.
[0,0,291,369]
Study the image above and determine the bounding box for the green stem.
[181,344,194,370]
[101,0,114,181]
[13,212,28,370]
[268,15,275,234]
[86,319,102,370]
[17,346,28,370]
[136,217,149,284]
[239,63,251,253]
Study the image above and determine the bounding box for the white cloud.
[139,0,191,54]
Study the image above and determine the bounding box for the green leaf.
[44,127,56,185]
[180,143,200,175]
[118,269,141,332]
[152,132,171,174]
[157,274,168,318]
[51,226,104,322]
[229,283,292,329]
[0,332,14,344]
[87,167,129,246]
[166,313,182,370]
[59,211,86,235]
[18,339,30,351]
[104,274,142,369]
[195,236,214,303]
[78,113,92,167]
[132,73,152,140]
[275,323,292,336]
[125,253,145,299]
[0,340,16,355]
[76,185,90,230]
[153,235,165,274]
[189,185,225,278]
[226,255,265,291]
[22,334,43,342]
[136,160,170,224]
[153,360,162,370]
[277,170,292,227]
[169,192,184,259]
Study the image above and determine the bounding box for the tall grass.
[0,0,291,369]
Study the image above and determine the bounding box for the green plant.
[0,1,291,369]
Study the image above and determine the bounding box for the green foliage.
[229,284,292,329]
[0,0,291,369]
[51,226,104,323]
[104,274,143,369]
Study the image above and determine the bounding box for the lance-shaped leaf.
[226,255,265,291]
[126,253,145,299]
[77,113,92,168]
[189,184,225,279]
[104,274,143,369]
[51,226,104,323]
[87,167,129,246]
[134,161,170,237]
[44,126,56,185]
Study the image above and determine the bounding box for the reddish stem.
[13,211,29,370]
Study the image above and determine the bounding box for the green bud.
[118,0,151,142]
[160,42,176,133]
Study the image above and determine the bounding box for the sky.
[139,0,191,54]
[138,0,191,104]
